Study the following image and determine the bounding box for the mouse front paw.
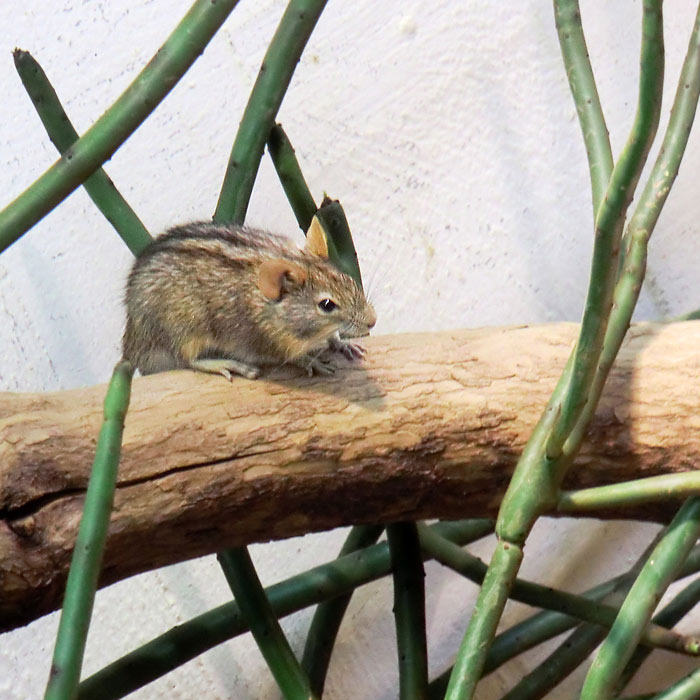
[328,336,366,361]
[295,355,336,377]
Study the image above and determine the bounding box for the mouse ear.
[257,259,307,300]
[305,215,329,259]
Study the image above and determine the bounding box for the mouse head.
[256,217,376,346]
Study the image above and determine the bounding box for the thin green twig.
[428,543,700,698]
[268,123,318,233]
[617,576,700,693]
[501,624,605,700]
[443,539,524,700]
[559,472,700,512]
[419,525,696,656]
[301,524,385,697]
[497,531,661,700]
[545,0,664,462]
[78,520,487,700]
[265,125,364,286]
[387,522,429,700]
[13,50,152,256]
[218,547,317,700]
[44,361,133,700]
[444,7,666,696]
[561,0,700,459]
[213,0,328,224]
[582,497,700,699]
[0,0,239,253]
[314,197,364,288]
[554,0,613,214]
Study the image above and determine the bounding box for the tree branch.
[1,322,698,631]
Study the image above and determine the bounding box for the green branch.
[428,541,700,697]
[13,50,152,256]
[582,497,700,699]
[44,362,133,700]
[443,539,524,700]
[497,531,659,700]
[419,525,696,657]
[387,523,429,700]
[545,0,664,462]
[267,125,364,285]
[268,123,318,232]
[617,577,700,693]
[218,547,317,700]
[559,472,700,512]
[314,197,364,287]
[559,0,700,461]
[213,0,328,224]
[0,0,240,253]
[301,524,385,697]
[554,0,613,214]
[445,7,667,695]
[78,520,486,700]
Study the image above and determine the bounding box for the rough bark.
[1,322,699,631]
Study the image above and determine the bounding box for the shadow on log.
[1,322,699,631]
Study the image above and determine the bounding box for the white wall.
[1,1,699,698]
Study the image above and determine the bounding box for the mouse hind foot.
[190,357,261,381]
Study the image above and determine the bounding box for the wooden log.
[1,322,699,632]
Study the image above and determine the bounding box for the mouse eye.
[318,298,337,313]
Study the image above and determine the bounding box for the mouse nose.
[367,308,377,329]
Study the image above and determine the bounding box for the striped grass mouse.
[122,216,376,380]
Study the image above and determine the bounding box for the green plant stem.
[265,125,364,286]
[428,544,700,699]
[617,576,700,693]
[582,497,700,699]
[13,50,152,256]
[218,547,317,700]
[268,123,318,233]
[612,0,700,322]
[554,0,613,214]
[559,472,700,512]
[621,0,700,257]
[301,524,385,697]
[0,0,239,254]
[213,0,328,224]
[44,361,133,700]
[78,520,485,700]
[560,0,700,463]
[497,532,660,700]
[419,525,695,656]
[483,579,616,674]
[444,539,524,700]
[445,8,665,695]
[387,522,429,700]
[501,624,606,700]
[313,197,364,288]
[545,0,664,462]
[436,369,570,696]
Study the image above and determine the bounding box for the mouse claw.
[310,358,336,376]
[329,337,366,361]
[297,356,336,376]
